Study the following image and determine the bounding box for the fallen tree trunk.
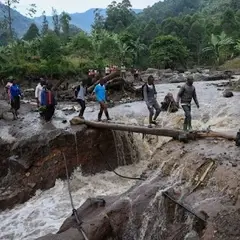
[88,71,120,93]
[70,117,236,141]
[53,78,66,91]
[105,77,136,93]
[70,118,183,139]
[105,78,125,91]
[196,131,236,141]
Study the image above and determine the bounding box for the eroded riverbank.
[0,79,240,239]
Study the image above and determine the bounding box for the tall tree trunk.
[7,1,13,41]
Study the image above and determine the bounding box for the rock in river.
[223,90,234,98]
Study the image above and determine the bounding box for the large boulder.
[193,73,208,82]
[0,100,13,120]
[169,73,186,83]
[140,68,161,82]
[223,90,234,98]
[206,71,231,81]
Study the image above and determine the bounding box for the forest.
[0,0,240,80]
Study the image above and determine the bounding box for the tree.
[111,33,132,64]
[41,11,49,36]
[230,0,240,11]
[23,23,39,41]
[150,35,189,69]
[234,40,240,53]
[52,8,60,36]
[69,32,93,57]
[202,32,234,65]
[98,35,119,63]
[25,3,37,18]
[69,25,82,37]
[0,32,9,46]
[221,8,239,38]
[105,0,135,32]
[3,0,19,41]
[40,32,61,61]
[129,37,147,66]
[142,20,159,45]
[60,12,71,41]
[92,9,105,33]
[161,17,184,37]
[40,32,61,78]
[188,20,206,64]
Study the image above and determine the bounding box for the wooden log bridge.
[70,117,236,142]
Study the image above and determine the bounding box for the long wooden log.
[70,117,237,141]
[196,131,236,141]
[87,71,120,93]
[70,118,183,139]
[53,78,66,91]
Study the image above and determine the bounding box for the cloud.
[17,0,159,16]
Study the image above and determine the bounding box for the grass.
[220,57,240,70]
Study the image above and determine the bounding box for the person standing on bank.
[40,83,56,122]
[105,65,110,76]
[93,78,111,121]
[176,76,200,131]
[75,80,87,119]
[143,75,161,127]
[5,79,13,104]
[121,64,126,79]
[35,78,46,108]
[10,79,22,119]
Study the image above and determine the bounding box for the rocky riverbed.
[0,79,240,240]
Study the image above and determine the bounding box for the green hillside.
[1,0,240,80]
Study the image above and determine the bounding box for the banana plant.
[112,33,131,64]
[234,40,240,53]
[129,37,147,65]
[202,32,234,65]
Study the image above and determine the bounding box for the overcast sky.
[15,0,159,16]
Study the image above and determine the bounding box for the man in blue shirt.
[93,78,111,121]
[10,79,22,119]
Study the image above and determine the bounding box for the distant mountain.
[33,8,143,33]
[0,6,142,36]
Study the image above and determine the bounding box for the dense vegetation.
[1,0,240,80]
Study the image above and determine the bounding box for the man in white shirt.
[75,80,87,118]
[121,64,126,79]
[105,65,110,76]
[5,80,13,104]
[35,78,46,107]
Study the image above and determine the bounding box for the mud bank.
[37,138,240,240]
[0,126,139,211]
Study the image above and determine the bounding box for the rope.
[97,145,144,181]
[62,152,89,240]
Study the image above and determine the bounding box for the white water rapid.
[0,79,240,240]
